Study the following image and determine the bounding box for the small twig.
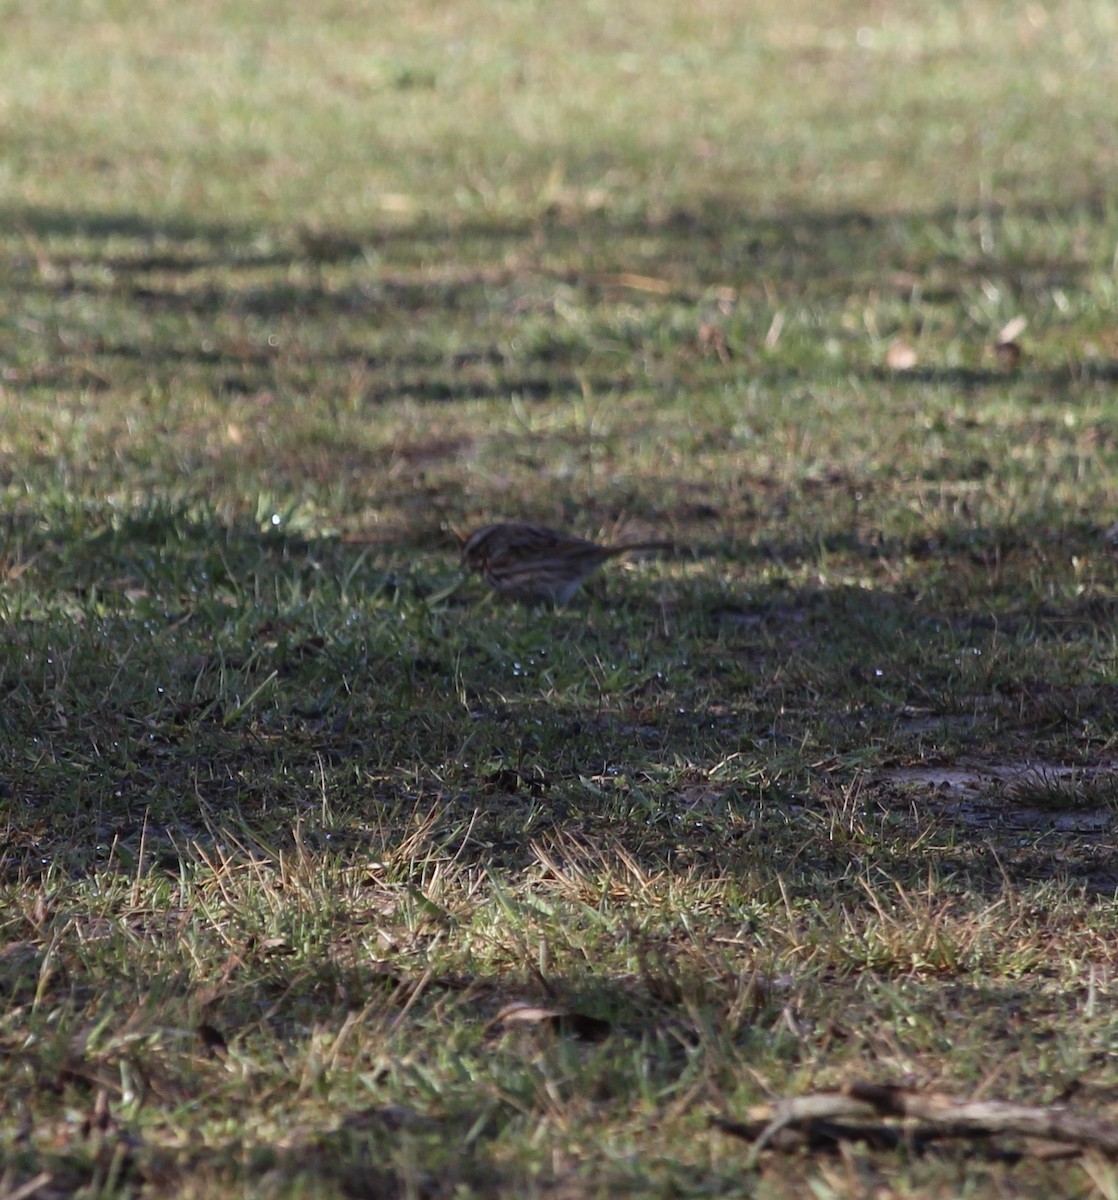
[714,1081,1118,1164]
[848,1081,1118,1153]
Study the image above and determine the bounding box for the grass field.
[4,1,1118,1196]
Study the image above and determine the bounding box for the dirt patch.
[880,760,1118,836]
[883,761,1118,794]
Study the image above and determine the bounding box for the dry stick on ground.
[713,1081,1118,1165]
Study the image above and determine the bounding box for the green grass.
[3,1,1118,1196]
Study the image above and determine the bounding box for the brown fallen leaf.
[885,339,918,371]
[990,315,1026,369]
[997,315,1028,344]
[494,1001,611,1041]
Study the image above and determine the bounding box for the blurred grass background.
[3,2,1118,1197]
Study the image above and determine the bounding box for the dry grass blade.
[0,1172,54,1200]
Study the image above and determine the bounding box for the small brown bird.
[461,522,671,604]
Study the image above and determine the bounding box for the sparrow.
[461,522,671,603]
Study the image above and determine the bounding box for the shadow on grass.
[5,197,1118,411]
[2,495,1116,899]
[5,191,1118,895]
[5,189,1114,268]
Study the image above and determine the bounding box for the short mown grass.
[3,1,1118,1196]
